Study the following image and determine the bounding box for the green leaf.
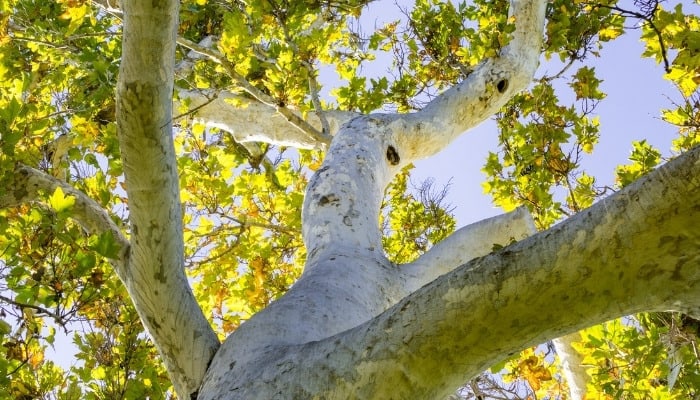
[89,231,121,259]
[0,319,11,336]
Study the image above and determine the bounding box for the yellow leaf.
[60,4,88,35]
[517,355,552,391]
[91,366,107,380]
[192,122,206,136]
[28,350,44,369]
[48,187,75,212]
[665,67,699,97]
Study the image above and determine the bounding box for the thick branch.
[389,0,547,161]
[402,206,535,291]
[339,145,700,397]
[201,144,700,399]
[176,90,358,149]
[117,1,219,397]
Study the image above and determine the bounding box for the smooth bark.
[176,90,358,149]
[116,0,219,397]
[553,332,589,400]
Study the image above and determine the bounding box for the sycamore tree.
[1,0,699,398]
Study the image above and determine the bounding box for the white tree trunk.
[116,0,220,396]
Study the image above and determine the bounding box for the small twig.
[6,357,29,376]
[0,293,66,326]
[172,91,220,122]
[539,56,577,81]
[592,2,671,73]
[307,71,331,136]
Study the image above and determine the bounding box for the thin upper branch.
[0,292,63,323]
[389,0,548,161]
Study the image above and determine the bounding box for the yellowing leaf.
[517,355,553,391]
[48,187,75,213]
[28,350,44,369]
[91,366,107,380]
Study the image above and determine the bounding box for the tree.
[0,0,699,398]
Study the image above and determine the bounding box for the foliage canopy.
[0,0,699,398]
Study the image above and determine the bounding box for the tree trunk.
[116,0,220,396]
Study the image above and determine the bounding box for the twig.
[172,91,220,122]
[0,293,66,326]
[592,2,671,73]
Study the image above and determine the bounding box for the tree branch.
[339,144,700,398]
[0,293,65,326]
[176,90,358,149]
[402,206,536,291]
[0,164,129,275]
[176,37,334,148]
[116,1,219,397]
[389,0,547,161]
